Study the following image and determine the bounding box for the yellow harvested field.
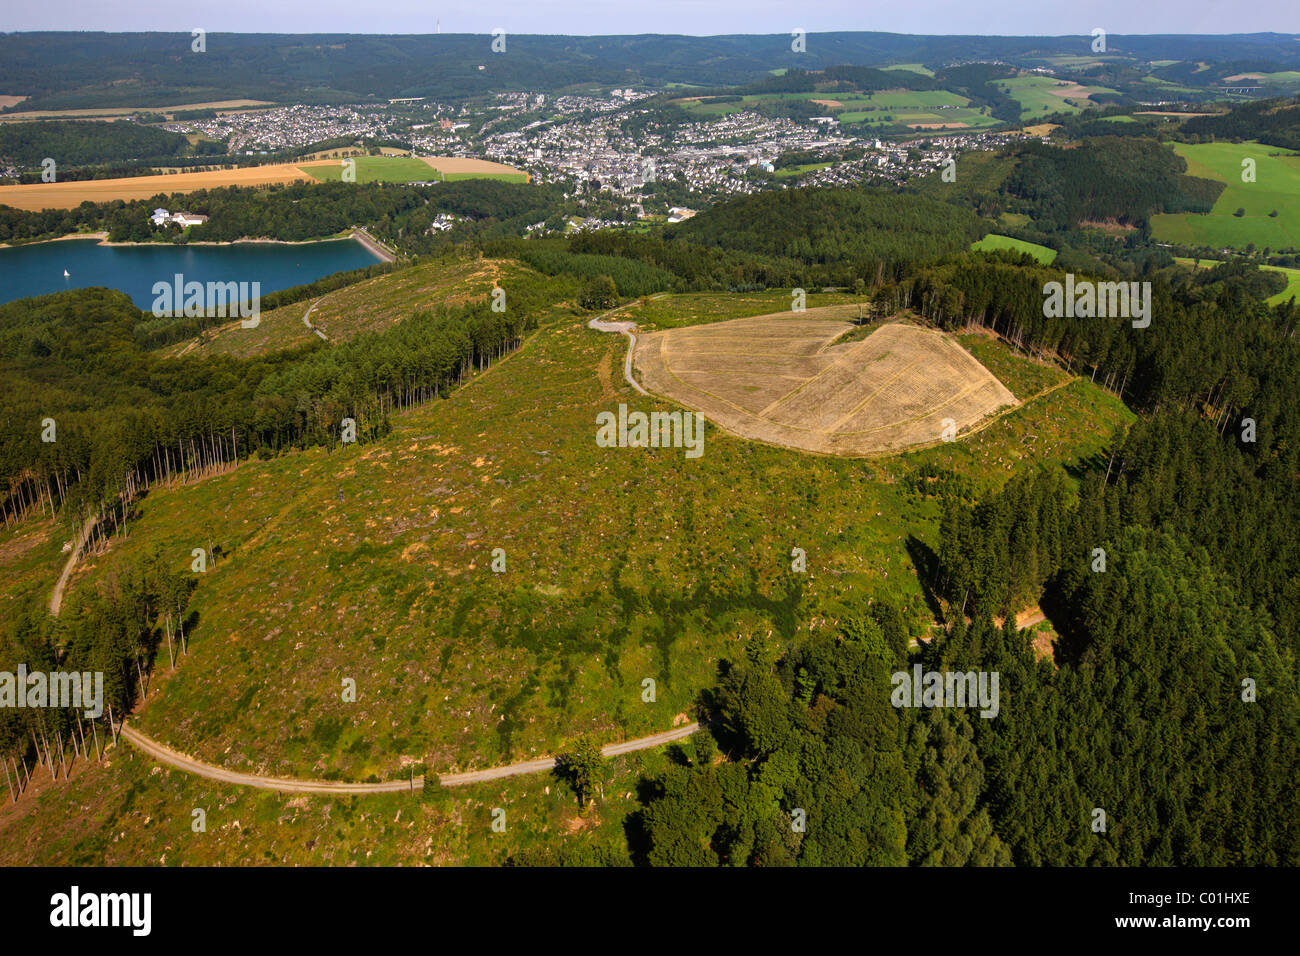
[633,310,1017,456]
[0,95,27,109]
[0,164,312,210]
[0,100,274,123]
[421,156,527,177]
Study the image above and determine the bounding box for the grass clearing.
[301,156,441,184]
[1173,256,1299,305]
[972,233,1057,263]
[999,75,1117,120]
[1150,141,1300,250]
[881,63,935,77]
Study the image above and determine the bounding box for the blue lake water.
[0,237,383,309]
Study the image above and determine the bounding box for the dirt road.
[587,309,648,395]
[302,297,328,340]
[120,721,699,793]
[48,515,96,616]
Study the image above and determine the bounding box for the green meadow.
[441,171,529,183]
[1150,141,1300,250]
[881,63,935,77]
[972,233,1058,264]
[303,155,441,184]
[999,75,1117,119]
[774,162,832,178]
[1263,265,1300,304]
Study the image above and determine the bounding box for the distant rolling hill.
[2,32,1300,110]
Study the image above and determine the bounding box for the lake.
[0,236,384,309]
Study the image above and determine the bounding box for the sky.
[3,1,1298,36]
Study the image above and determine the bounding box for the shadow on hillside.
[905,534,945,624]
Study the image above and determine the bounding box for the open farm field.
[424,157,529,182]
[0,100,275,123]
[999,75,1118,119]
[301,155,442,184]
[0,163,311,210]
[633,311,1017,456]
[1150,141,1300,250]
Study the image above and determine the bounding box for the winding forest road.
[588,307,648,395]
[48,515,97,616]
[302,297,329,341]
[119,721,699,793]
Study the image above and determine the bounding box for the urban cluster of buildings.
[166,103,452,154]
[154,88,1045,231]
[481,104,856,200]
[803,129,1027,188]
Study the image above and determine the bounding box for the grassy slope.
[0,285,1133,864]
[971,233,1058,264]
[1263,265,1300,304]
[1000,75,1117,120]
[1151,142,1300,249]
[0,722,672,865]
[162,258,526,359]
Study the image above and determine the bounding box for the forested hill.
[918,137,1224,233]
[0,120,204,168]
[667,189,985,278]
[627,252,1300,868]
[3,32,1300,110]
[1181,96,1300,151]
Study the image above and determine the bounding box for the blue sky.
[4,1,1298,35]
